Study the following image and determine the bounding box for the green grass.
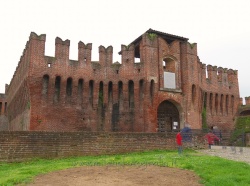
[0,150,250,186]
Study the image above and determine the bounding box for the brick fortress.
[0,29,246,132]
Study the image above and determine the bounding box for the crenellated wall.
[23,32,154,132]
[2,29,242,132]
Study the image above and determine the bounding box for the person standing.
[181,123,192,142]
[176,131,183,154]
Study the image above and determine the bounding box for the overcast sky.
[0,0,249,102]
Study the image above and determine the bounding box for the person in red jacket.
[176,131,183,154]
[204,130,220,149]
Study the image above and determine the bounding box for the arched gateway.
[157,100,180,132]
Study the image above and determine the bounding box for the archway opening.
[157,100,180,132]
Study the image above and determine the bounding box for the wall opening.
[118,81,123,106]
[4,102,7,114]
[226,95,229,115]
[209,93,213,114]
[192,84,196,105]
[98,81,104,107]
[163,58,176,89]
[239,110,250,116]
[78,79,83,103]
[134,45,140,63]
[157,100,180,132]
[150,79,155,104]
[42,75,49,96]
[139,79,144,103]
[0,102,2,115]
[98,81,105,131]
[231,95,234,114]
[89,80,94,107]
[215,93,218,115]
[128,80,134,109]
[54,76,61,103]
[66,78,73,97]
[108,81,113,103]
[220,94,224,115]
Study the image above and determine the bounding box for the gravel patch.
[198,146,250,164]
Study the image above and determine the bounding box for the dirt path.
[24,146,250,186]
[26,166,202,186]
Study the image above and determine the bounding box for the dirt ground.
[23,146,250,186]
[26,165,202,186]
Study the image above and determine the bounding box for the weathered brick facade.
[1,29,243,132]
[0,93,8,130]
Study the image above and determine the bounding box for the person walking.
[204,130,220,149]
[176,131,183,154]
[212,126,222,145]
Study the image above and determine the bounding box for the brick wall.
[0,131,206,162]
[2,29,240,132]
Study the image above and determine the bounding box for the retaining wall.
[0,131,206,162]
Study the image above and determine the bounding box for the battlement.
[245,96,250,105]
[2,29,243,132]
[200,63,238,87]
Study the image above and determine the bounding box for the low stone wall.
[0,131,206,162]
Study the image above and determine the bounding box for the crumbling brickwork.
[2,29,243,132]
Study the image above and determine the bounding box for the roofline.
[119,28,189,54]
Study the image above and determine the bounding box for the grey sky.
[0,0,249,103]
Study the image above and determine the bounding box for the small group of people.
[176,124,221,154]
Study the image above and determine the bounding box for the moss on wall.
[202,108,208,129]
[230,116,250,146]
[235,116,250,132]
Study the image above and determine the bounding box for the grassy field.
[0,150,249,186]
